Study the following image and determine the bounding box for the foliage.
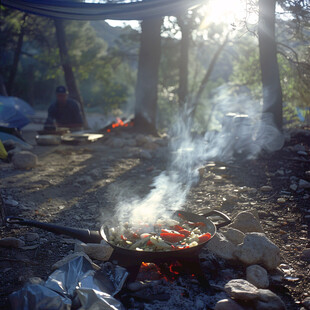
[0,8,134,112]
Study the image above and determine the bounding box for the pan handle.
[202,210,231,229]
[5,216,102,244]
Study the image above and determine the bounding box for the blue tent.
[1,0,204,20]
[0,96,35,129]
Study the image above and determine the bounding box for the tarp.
[2,0,204,20]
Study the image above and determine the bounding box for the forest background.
[0,0,309,133]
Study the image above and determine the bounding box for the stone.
[89,168,102,178]
[74,240,114,261]
[112,138,125,148]
[0,237,25,248]
[234,233,281,270]
[260,186,273,192]
[302,297,310,309]
[246,265,269,288]
[228,211,264,233]
[301,248,310,260]
[299,179,310,189]
[277,197,286,204]
[12,151,38,169]
[214,298,245,310]
[76,175,93,185]
[205,232,237,260]
[255,289,286,310]
[125,139,137,147]
[24,232,40,242]
[140,150,152,159]
[221,228,245,245]
[224,279,259,301]
[135,134,150,146]
[290,183,298,191]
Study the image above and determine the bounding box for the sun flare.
[199,0,252,29]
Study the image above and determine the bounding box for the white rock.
[74,240,114,261]
[255,289,286,310]
[235,233,281,270]
[221,228,245,245]
[224,279,259,300]
[228,211,264,233]
[12,151,38,169]
[260,186,273,192]
[277,197,286,204]
[214,298,245,310]
[246,265,269,288]
[205,232,237,260]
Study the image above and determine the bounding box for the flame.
[106,117,134,133]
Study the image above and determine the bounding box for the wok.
[5,210,231,261]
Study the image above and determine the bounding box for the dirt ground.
[0,126,309,309]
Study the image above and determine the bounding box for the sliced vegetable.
[160,232,185,243]
[198,233,211,243]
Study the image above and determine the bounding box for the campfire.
[104,117,134,133]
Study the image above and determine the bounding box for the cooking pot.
[5,210,231,261]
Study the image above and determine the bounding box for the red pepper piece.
[160,232,185,243]
[198,233,211,243]
[172,225,184,231]
[146,240,153,246]
[178,229,191,237]
[121,235,127,241]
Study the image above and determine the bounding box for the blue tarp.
[0,96,34,129]
[2,0,204,20]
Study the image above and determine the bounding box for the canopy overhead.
[2,0,205,20]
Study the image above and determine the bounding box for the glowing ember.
[106,117,134,133]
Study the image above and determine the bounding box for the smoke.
[107,85,284,225]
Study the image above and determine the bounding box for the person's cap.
[56,85,67,94]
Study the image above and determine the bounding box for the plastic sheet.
[9,256,128,310]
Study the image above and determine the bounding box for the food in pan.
[107,213,212,252]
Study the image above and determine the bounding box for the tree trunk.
[178,16,190,109]
[0,74,8,96]
[7,14,26,96]
[54,18,88,128]
[190,34,229,120]
[258,0,283,131]
[134,17,162,135]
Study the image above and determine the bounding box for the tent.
[1,0,204,20]
[0,96,35,129]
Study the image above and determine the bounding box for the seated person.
[44,85,83,130]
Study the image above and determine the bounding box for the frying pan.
[5,210,231,261]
